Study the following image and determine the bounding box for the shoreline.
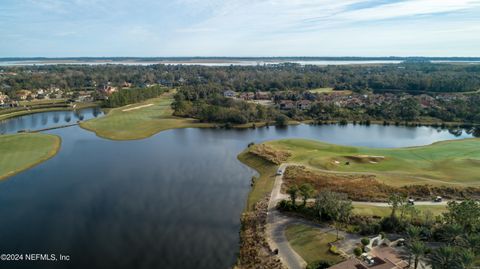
[0,133,62,181]
[0,103,100,121]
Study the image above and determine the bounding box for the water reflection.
[0,112,476,269]
[0,108,103,134]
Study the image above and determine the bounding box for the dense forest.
[2,63,480,95]
[103,86,167,108]
[2,63,480,125]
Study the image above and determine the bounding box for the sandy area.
[122,104,154,112]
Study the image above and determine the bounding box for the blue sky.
[1,0,480,57]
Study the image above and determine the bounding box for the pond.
[0,108,104,134]
[0,111,474,269]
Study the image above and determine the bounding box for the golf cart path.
[265,163,448,269]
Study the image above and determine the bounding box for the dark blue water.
[0,112,474,269]
[0,108,104,134]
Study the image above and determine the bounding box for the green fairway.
[237,150,278,211]
[80,91,213,140]
[353,204,446,218]
[260,138,480,186]
[285,224,344,265]
[0,133,61,180]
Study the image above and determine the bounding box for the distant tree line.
[2,63,480,95]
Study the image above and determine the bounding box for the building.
[255,91,271,100]
[98,85,118,96]
[0,92,9,105]
[240,92,255,100]
[297,100,312,110]
[16,90,32,100]
[223,90,237,98]
[279,100,295,110]
[329,245,408,269]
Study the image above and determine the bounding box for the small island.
[0,133,61,180]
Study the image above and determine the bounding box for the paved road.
[266,164,307,269]
[264,163,449,269]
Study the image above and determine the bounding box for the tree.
[275,114,288,126]
[455,249,476,269]
[315,190,353,239]
[287,185,299,206]
[429,246,456,269]
[388,193,406,219]
[443,200,480,233]
[299,183,315,207]
[408,240,426,269]
[361,238,370,247]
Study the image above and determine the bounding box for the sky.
[1,0,480,57]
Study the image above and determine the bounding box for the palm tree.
[429,246,456,269]
[440,224,464,246]
[408,240,426,269]
[406,225,422,242]
[299,183,314,207]
[455,249,475,269]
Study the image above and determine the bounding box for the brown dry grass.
[248,144,291,165]
[283,166,480,202]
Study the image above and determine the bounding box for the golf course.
[80,90,213,140]
[0,133,61,180]
[256,138,480,186]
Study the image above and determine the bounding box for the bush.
[361,238,370,246]
[307,260,333,269]
[275,114,288,126]
[329,245,340,255]
[380,216,406,233]
[353,247,363,257]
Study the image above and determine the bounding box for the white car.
[276,169,283,176]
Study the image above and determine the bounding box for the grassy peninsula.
[80,91,213,140]
[259,138,480,186]
[0,133,61,180]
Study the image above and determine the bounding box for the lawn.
[308,88,352,95]
[80,90,213,140]
[285,224,344,265]
[353,204,447,218]
[0,133,61,180]
[263,138,480,186]
[237,150,278,211]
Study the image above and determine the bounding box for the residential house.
[0,92,9,105]
[98,85,118,96]
[255,91,271,100]
[279,100,295,110]
[16,90,32,100]
[223,90,237,98]
[329,245,408,269]
[240,92,255,100]
[297,100,312,110]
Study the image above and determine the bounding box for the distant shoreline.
[1,56,480,67]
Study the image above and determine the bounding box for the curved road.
[265,163,449,269]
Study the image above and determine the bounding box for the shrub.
[353,247,363,257]
[361,238,370,246]
[329,245,340,255]
[307,260,333,269]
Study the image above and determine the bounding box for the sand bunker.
[122,104,154,112]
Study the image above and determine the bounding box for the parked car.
[276,169,283,176]
[434,196,443,202]
[408,198,415,205]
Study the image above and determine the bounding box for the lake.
[0,108,104,135]
[0,110,474,269]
